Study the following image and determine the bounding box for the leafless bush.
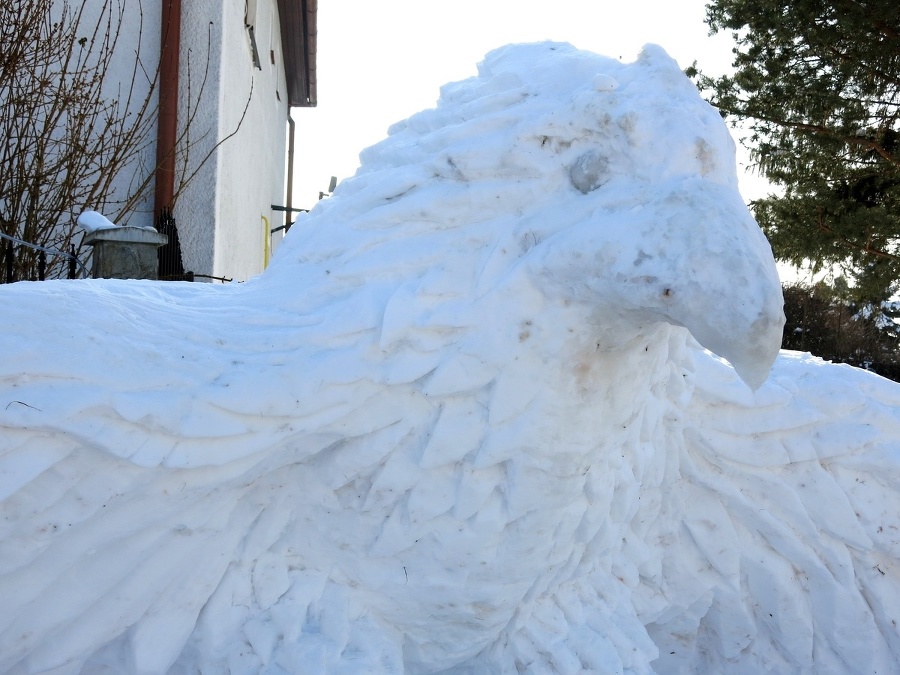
[0,0,252,281]
[782,282,900,382]
[0,0,160,278]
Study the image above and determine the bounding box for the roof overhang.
[278,0,317,107]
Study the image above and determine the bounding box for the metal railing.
[0,231,87,282]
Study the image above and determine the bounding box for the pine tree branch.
[724,104,900,169]
[816,208,900,261]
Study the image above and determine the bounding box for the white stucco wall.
[213,0,290,281]
[71,0,162,230]
[102,0,290,281]
[173,0,224,277]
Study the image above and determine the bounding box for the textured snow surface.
[76,209,119,233]
[1,43,899,674]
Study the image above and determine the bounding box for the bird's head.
[270,43,784,389]
[524,176,784,390]
[504,43,785,389]
[468,42,784,389]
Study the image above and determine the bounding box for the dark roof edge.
[278,0,317,107]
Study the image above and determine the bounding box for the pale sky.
[290,0,771,209]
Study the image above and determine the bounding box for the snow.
[1,42,899,674]
[76,209,119,233]
[76,209,159,232]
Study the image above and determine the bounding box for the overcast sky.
[290,0,770,208]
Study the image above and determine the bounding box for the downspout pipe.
[285,114,296,232]
[155,0,181,217]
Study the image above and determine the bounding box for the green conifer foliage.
[689,0,900,304]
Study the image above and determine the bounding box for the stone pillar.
[84,227,169,280]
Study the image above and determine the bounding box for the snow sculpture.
[1,43,899,674]
[76,209,119,233]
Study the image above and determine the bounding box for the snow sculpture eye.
[569,150,610,194]
[592,74,619,92]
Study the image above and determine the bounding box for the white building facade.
[109,0,316,282]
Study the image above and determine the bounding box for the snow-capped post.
[84,226,168,280]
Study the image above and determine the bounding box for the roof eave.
[278,0,317,107]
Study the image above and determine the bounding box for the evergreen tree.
[689,0,900,304]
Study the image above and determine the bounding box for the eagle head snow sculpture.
[272,42,784,390]
[0,43,818,674]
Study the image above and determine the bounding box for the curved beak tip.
[721,311,785,391]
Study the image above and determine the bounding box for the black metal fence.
[0,232,84,283]
[1,211,234,284]
[157,208,193,281]
[156,209,233,283]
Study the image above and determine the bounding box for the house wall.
[68,0,162,230]
[104,0,291,282]
[213,0,290,281]
[173,0,224,277]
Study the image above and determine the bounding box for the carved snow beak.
[636,187,785,391]
[653,189,786,391]
[531,179,785,390]
[677,286,785,391]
